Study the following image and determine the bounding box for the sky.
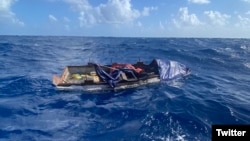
[1,0,250,38]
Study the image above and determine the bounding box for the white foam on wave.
[240,45,250,52]
[164,91,178,99]
[226,106,240,122]
[243,62,250,69]
[230,53,239,58]
[211,57,225,64]
[215,47,240,59]
[161,80,184,88]
[140,112,187,141]
[240,45,247,50]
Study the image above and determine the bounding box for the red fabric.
[111,63,143,73]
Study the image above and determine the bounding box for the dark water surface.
[0,36,249,141]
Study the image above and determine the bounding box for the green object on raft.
[71,74,82,79]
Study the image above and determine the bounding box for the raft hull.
[54,77,160,92]
[52,59,191,92]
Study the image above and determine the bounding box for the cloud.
[0,0,24,26]
[188,0,210,4]
[49,14,57,22]
[173,7,203,28]
[159,21,164,30]
[0,0,15,12]
[242,0,250,3]
[142,6,157,16]
[204,11,231,26]
[64,0,156,27]
[246,11,250,15]
[235,15,250,27]
[97,0,141,24]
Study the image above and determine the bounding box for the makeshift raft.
[52,59,191,91]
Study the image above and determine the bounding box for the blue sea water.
[0,36,249,141]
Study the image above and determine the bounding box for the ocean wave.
[0,76,52,97]
[0,36,249,141]
[243,62,250,69]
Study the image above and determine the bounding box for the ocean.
[0,36,249,141]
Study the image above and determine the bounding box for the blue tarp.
[94,64,121,88]
[156,59,191,81]
[94,64,136,88]
[94,59,191,88]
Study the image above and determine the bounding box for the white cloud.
[97,0,140,24]
[0,0,24,26]
[246,11,250,15]
[204,11,231,26]
[188,0,210,4]
[235,15,250,27]
[242,0,250,3]
[159,21,164,30]
[49,14,57,22]
[64,0,155,27]
[0,0,15,11]
[142,6,157,16]
[173,7,203,28]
